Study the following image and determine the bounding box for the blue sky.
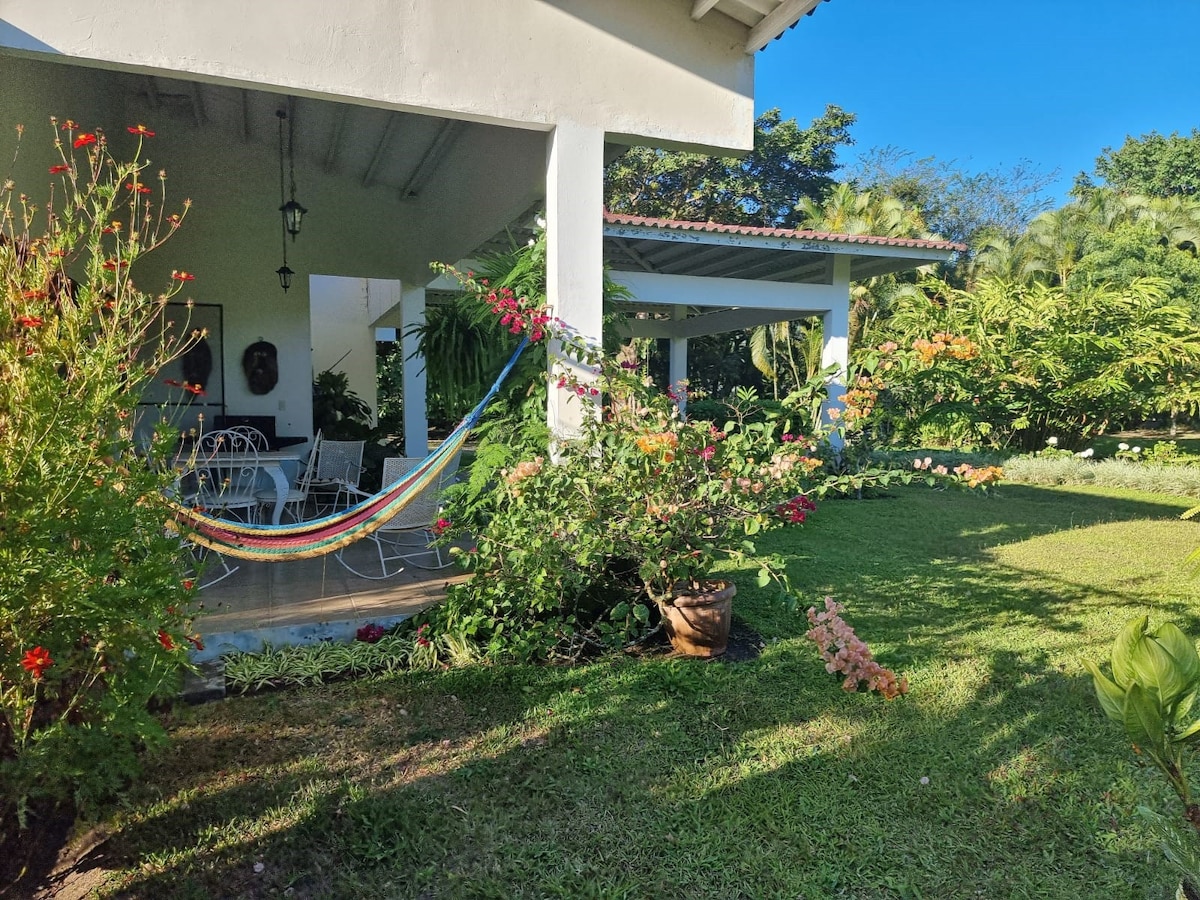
[756,0,1200,204]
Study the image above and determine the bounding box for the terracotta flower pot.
[660,581,736,657]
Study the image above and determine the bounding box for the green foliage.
[1070,221,1200,318]
[604,106,856,228]
[0,118,201,874]
[1085,616,1200,888]
[866,276,1200,450]
[424,276,996,662]
[312,369,372,439]
[1095,129,1200,199]
[850,146,1057,246]
[222,630,456,693]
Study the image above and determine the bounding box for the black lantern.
[276,263,294,293]
[280,198,307,239]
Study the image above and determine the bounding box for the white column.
[400,285,428,458]
[669,305,688,418]
[821,255,851,446]
[545,119,604,443]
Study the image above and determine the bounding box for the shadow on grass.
[63,483,1197,898]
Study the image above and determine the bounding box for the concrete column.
[669,305,688,418]
[545,119,604,443]
[400,285,428,458]
[821,255,851,446]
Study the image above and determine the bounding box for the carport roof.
[602,212,965,284]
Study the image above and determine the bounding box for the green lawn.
[80,484,1200,899]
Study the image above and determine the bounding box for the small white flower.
[1047,437,1058,447]
[1118,443,1130,451]
[1132,446,1142,453]
[919,776,930,786]
[254,862,265,874]
[535,215,547,229]
[1076,448,1094,458]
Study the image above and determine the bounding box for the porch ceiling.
[127,73,480,200]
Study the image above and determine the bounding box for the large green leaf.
[1111,615,1149,688]
[1082,659,1126,723]
[1153,622,1200,687]
[1123,682,1166,752]
[1130,634,1193,708]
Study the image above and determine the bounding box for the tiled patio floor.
[191,541,468,662]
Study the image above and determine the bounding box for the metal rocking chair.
[335,455,460,579]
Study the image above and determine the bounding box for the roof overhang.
[691,0,831,53]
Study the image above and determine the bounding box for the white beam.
[546,120,604,443]
[669,305,688,416]
[691,0,720,19]
[623,307,798,339]
[399,119,465,200]
[400,285,429,458]
[611,270,842,312]
[746,0,821,53]
[324,105,348,173]
[821,255,851,446]
[362,115,397,188]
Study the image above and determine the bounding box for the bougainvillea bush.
[423,269,1001,663]
[0,119,201,882]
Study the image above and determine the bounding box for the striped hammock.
[167,336,529,562]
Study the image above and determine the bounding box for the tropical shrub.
[863,276,1200,451]
[1084,617,1200,893]
[0,119,200,884]
[421,270,1000,662]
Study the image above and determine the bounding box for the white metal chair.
[254,430,321,522]
[335,455,460,579]
[309,438,366,513]
[227,425,271,451]
[189,428,262,522]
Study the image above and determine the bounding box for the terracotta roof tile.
[603,211,967,253]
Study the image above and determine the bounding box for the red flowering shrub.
[0,118,200,886]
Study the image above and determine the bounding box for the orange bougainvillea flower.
[73,133,97,148]
[49,164,70,174]
[21,646,54,680]
[172,270,195,282]
[127,124,155,137]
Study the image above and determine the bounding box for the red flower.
[182,579,195,591]
[416,623,432,648]
[73,133,97,148]
[48,164,70,174]
[21,646,54,680]
[186,635,205,651]
[15,315,44,328]
[157,630,176,651]
[125,182,151,195]
[172,270,195,282]
[127,124,156,137]
[20,290,47,300]
[59,119,77,131]
[183,382,206,396]
[101,258,127,271]
[431,517,452,536]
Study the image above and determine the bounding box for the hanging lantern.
[280,198,307,239]
[276,264,294,293]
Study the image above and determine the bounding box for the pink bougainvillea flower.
[15,315,44,328]
[73,133,97,148]
[172,270,196,282]
[127,124,156,137]
[356,623,385,643]
[48,164,70,174]
[21,646,54,680]
[157,630,176,651]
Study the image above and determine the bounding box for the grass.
[74,483,1200,899]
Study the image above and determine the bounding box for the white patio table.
[177,449,304,525]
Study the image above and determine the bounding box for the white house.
[0,0,956,455]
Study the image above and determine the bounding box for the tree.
[1094,129,1200,198]
[849,146,1058,247]
[604,106,856,227]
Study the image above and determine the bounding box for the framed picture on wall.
[136,302,224,444]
